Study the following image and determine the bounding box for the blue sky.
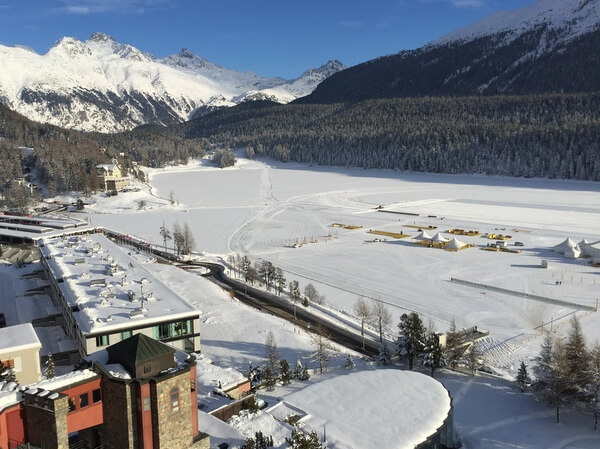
[0,0,533,78]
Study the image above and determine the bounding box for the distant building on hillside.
[39,233,201,362]
[97,158,130,191]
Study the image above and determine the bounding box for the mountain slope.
[0,34,344,132]
[299,0,600,103]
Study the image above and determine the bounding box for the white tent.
[445,237,467,250]
[564,246,582,259]
[582,241,600,260]
[414,230,433,241]
[553,238,578,255]
[431,232,450,244]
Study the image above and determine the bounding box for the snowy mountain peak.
[435,0,600,45]
[89,32,115,43]
[300,60,346,79]
[0,35,343,132]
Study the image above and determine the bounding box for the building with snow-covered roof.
[553,238,578,254]
[96,159,130,191]
[269,369,456,449]
[0,323,42,385]
[39,233,201,360]
[0,334,209,449]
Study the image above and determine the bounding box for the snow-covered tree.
[516,361,531,392]
[289,281,301,317]
[344,354,355,371]
[310,325,334,374]
[465,342,483,376]
[265,331,280,376]
[286,429,324,449]
[444,319,463,369]
[45,353,55,379]
[565,316,589,400]
[354,297,373,349]
[242,431,274,449]
[534,336,570,423]
[377,341,392,366]
[423,332,446,377]
[396,312,426,370]
[588,342,600,429]
[304,283,325,305]
[275,268,286,295]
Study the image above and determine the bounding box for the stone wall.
[101,379,138,449]
[23,393,68,449]
[151,371,194,449]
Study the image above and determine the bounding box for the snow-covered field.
[78,155,600,448]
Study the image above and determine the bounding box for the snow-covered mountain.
[0,33,344,132]
[301,0,600,103]
[435,0,599,46]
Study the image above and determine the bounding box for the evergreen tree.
[444,319,463,369]
[516,361,531,392]
[423,332,446,377]
[377,341,392,366]
[344,354,355,371]
[263,367,276,391]
[159,221,172,251]
[565,316,589,400]
[242,431,274,449]
[265,331,280,376]
[286,429,324,449]
[294,357,304,380]
[534,336,570,423]
[466,342,483,376]
[280,359,292,385]
[310,325,333,375]
[588,342,600,430]
[275,268,286,295]
[396,312,426,370]
[45,353,55,379]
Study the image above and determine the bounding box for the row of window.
[68,388,101,412]
[93,320,194,348]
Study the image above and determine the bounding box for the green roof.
[107,333,175,368]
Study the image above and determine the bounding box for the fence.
[450,278,595,311]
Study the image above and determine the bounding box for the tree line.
[180,93,600,181]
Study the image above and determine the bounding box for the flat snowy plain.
[83,156,600,448]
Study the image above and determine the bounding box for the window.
[80,393,89,408]
[170,388,179,413]
[190,380,196,392]
[95,335,109,347]
[68,397,76,412]
[153,319,194,341]
[121,330,132,340]
[143,364,152,374]
[143,397,151,412]
[92,389,101,403]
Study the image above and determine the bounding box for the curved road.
[104,230,380,357]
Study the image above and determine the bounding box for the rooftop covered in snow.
[39,233,200,335]
[275,369,453,449]
[0,323,41,353]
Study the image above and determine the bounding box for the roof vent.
[128,290,139,302]
[130,308,144,318]
[106,315,113,322]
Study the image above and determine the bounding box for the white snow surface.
[280,369,450,449]
[435,0,600,46]
[0,34,344,132]
[0,323,41,353]
[195,355,246,392]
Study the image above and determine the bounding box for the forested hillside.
[180,93,600,180]
[0,103,207,195]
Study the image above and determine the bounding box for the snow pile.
[228,409,293,448]
[196,355,247,393]
[104,363,132,380]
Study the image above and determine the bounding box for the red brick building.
[0,334,209,449]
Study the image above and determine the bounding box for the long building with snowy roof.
[39,233,201,359]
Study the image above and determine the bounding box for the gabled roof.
[107,334,175,369]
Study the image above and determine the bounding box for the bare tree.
[353,297,373,349]
[304,283,325,305]
[371,299,391,343]
[182,222,195,255]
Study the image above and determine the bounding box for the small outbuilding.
[0,323,42,385]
